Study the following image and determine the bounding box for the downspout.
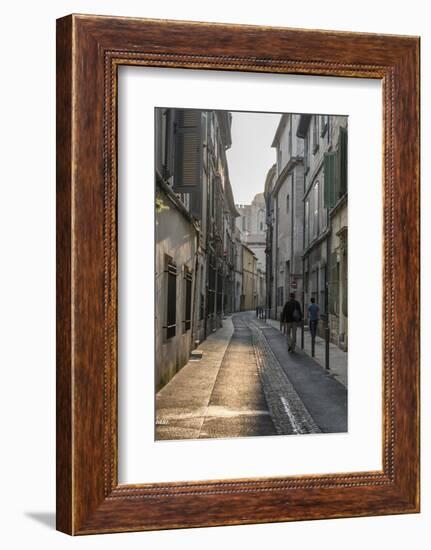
[274,194,279,320]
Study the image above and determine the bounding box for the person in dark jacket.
[281,292,303,352]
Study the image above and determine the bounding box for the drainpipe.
[274,195,279,320]
[301,168,305,350]
[325,215,331,370]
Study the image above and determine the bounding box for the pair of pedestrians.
[281,293,320,352]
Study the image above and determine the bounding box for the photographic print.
[155,108,348,441]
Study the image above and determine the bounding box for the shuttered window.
[304,130,310,172]
[165,260,177,339]
[183,267,192,332]
[208,258,216,315]
[312,116,319,153]
[277,286,284,307]
[342,250,348,317]
[173,109,203,193]
[328,252,339,315]
[320,266,326,314]
[324,151,337,209]
[199,293,205,321]
[338,126,348,197]
[305,199,310,247]
[324,126,348,209]
[216,271,223,314]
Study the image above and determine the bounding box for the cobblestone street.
[156,311,347,440]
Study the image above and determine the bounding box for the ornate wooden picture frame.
[56,14,420,534]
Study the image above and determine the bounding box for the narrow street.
[156,311,347,440]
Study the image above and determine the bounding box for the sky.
[226,111,281,205]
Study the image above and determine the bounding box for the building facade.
[241,244,258,311]
[297,114,348,349]
[233,226,244,313]
[265,112,348,350]
[265,114,305,319]
[155,108,242,389]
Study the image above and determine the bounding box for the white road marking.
[280,396,301,434]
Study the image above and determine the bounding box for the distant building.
[236,193,266,309]
[236,193,266,271]
[241,244,258,311]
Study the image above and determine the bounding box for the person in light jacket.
[308,296,320,341]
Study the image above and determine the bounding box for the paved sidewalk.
[263,317,348,388]
[156,316,276,440]
[156,320,234,440]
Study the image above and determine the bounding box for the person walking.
[281,292,303,352]
[308,297,320,356]
[308,297,320,340]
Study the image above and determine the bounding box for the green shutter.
[324,152,337,208]
[342,252,348,317]
[338,126,348,197]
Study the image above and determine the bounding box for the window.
[288,117,293,156]
[165,258,177,339]
[342,248,348,317]
[338,126,348,197]
[329,252,339,315]
[216,271,223,314]
[208,256,216,315]
[286,194,290,214]
[320,115,329,137]
[183,267,192,331]
[312,116,319,154]
[319,177,327,232]
[305,198,310,247]
[324,126,348,209]
[277,286,284,307]
[320,266,326,314]
[311,269,318,298]
[173,110,203,194]
[324,151,337,209]
[199,293,205,321]
[304,130,310,172]
[312,181,319,238]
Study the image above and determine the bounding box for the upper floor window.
[288,118,293,156]
[304,131,310,173]
[320,115,329,137]
[313,181,319,238]
[312,116,319,154]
